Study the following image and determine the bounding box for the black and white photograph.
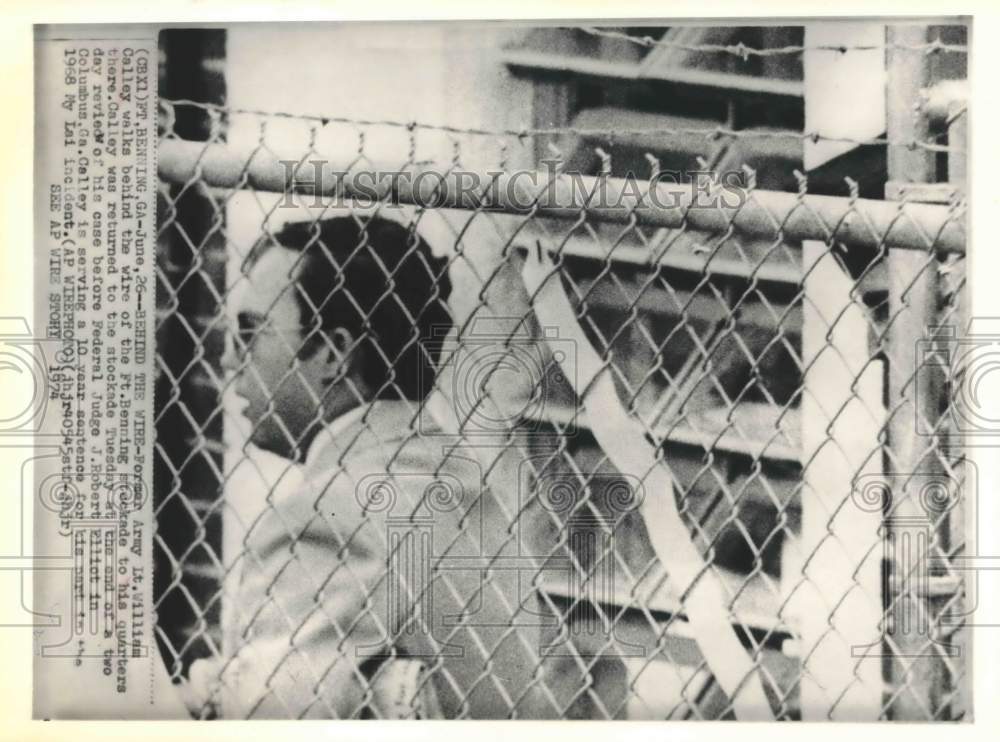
[23,14,980,727]
[149,20,970,721]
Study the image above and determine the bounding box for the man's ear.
[317,326,354,382]
[328,326,353,357]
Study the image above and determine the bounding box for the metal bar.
[513,231,803,284]
[540,562,793,637]
[797,240,885,720]
[948,106,968,190]
[885,24,948,721]
[946,96,971,723]
[158,138,966,254]
[569,106,804,163]
[797,42,892,725]
[502,48,805,98]
[522,403,801,464]
[885,182,960,205]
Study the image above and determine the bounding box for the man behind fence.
[180,215,558,719]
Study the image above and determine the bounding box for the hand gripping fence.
[154,32,969,718]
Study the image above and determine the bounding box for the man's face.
[221,245,331,459]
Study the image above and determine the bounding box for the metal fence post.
[795,23,886,720]
[797,242,885,720]
[884,23,947,720]
[947,97,970,722]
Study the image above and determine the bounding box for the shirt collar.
[304,403,368,469]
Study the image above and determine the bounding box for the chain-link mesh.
[153,30,969,721]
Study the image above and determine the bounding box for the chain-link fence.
[153,24,970,721]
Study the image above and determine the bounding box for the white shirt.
[187,403,369,717]
[304,403,368,469]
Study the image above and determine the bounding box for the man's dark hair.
[254,215,452,401]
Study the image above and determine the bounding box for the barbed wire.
[578,26,968,58]
[161,99,963,155]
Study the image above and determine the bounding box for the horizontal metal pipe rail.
[502,48,805,99]
[159,139,966,254]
